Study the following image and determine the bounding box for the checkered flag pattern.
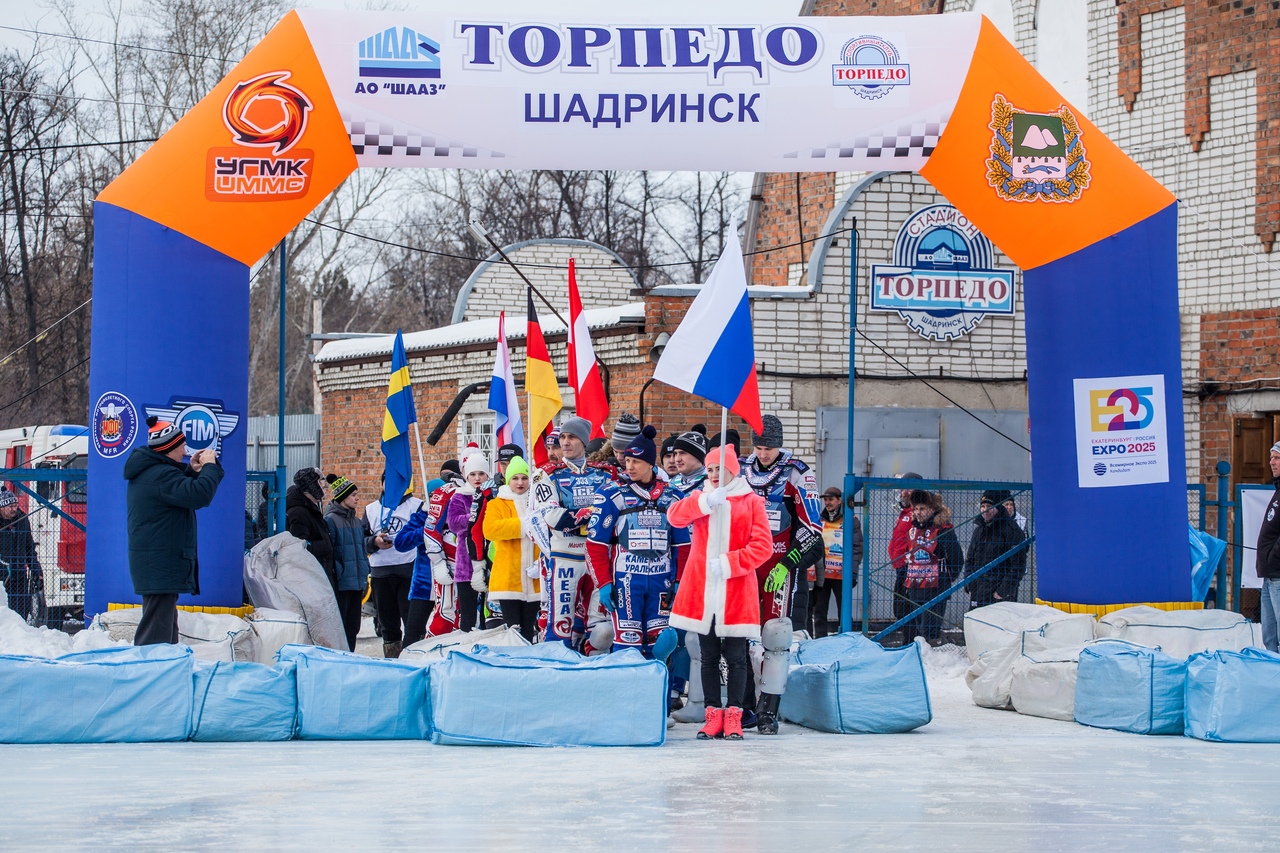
[785,119,947,161]
[345,119,505,159]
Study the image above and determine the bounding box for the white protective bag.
[1095,606,1255,660]
[246,608,313,664]
[243,533,346,650]
[400,625,531,664]
[89,609,257,661]
[963,602,1097,663]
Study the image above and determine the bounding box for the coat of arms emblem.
[986,94,1090,203]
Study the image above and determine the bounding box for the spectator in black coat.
[124,417,223,645]
[0,489,41,622]
[964,489,1027,609]
[285,467,336,592]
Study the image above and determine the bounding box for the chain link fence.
[1,466,87,631]
[850,478,1033,648]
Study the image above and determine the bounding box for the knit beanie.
[326,473,358,503]
[981,488,1012,506]
[545,426,561,448]
[559,416,591,445]
[709,429,741,456]
[0,489,16,508]
[752,414,785,449]
[440,459,462,479]
[672,424,708,463]
[146,416,185,454]
[496,443,522,465]
[661,435,678,458]
[506,456,530,478]
[611,413,642,450]
[706,446,740,478]
[294,466,325,501]
[622,425,658,467]
[463,452,491,478]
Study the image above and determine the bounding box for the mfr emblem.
[986,94,1090,203]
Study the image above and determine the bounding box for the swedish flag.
[381,330,416,515]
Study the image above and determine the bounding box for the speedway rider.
[529,416,617,648]
[741,413,824,734]
[585,425,684,661]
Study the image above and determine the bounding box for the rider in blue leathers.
[585,426,686,659]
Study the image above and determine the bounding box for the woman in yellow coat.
[482,456,541,641]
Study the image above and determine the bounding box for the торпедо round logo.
[92,391,138,458]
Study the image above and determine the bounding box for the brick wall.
[1197,308,1280,485]
[459,241,638,323]
[1116,0,1279,251]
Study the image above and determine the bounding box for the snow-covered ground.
[1,640,1276,850]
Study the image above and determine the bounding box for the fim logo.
[831,35,910,100]
[353,26,447,97]
[206,71,315,202]
[144,397,241,455]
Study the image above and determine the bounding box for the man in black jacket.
[1256,442,1280,651]
[124,416,223,645]
[964,489,1027,609]
[286,467,336,591]
[0,489,41,622]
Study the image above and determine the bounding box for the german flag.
[525,288,561,466]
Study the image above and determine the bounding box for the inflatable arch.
[87,10,1187,615]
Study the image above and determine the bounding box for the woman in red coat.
[668,446,773,740]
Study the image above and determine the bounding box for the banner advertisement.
[1239,487,1270,590]
[1072,374,1169,489]
[297,9,980,172]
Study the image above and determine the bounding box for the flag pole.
[720,405,731,484]
[412,421,427,497]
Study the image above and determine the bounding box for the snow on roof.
[647,283,814,299]
[316,302,647,364]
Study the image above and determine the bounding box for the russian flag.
[652,224,763,435]
[487,311,525,453]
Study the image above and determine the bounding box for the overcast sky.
[0,0,810,54]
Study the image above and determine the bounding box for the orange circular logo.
[222,71,313,155]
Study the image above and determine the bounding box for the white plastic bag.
[963,602,1097,663]
[1096,606,1254,660]
[243,533,346,650]
[246,608,312,663]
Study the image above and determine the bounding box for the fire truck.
[0,424,88,628]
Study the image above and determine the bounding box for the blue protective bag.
[429,648,667,746]
[1185,648,1280,742]
[277,645,429,740]
[0,645,194,743]
[781,633,932,734]
[1074,643,1187,735]
[191,660,298,742]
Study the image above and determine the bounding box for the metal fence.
[849,477,1034,647]
[246,470,280,551]
[0,466,88,631]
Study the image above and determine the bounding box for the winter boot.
[697,707,725,740]
[383,641,402,659]
[723,707,745,740]
[756,693,781,735]
[672,700,706,724]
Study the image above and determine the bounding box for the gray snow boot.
[383,641,402,659]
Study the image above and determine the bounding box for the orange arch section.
[98,11,356,265]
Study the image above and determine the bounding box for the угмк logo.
[206,71,315,202]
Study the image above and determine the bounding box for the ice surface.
[2,631,1277,849]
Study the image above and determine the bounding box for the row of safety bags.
[1073,644,1280,741]
[0,642,668,745]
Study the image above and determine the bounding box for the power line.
[0,355,89,415]
[854,327,1032,453]
[302,217,856,273]
[0,298,91,367]
[0,85,170,110]
[0,24,237,64]
[10,136,158,153]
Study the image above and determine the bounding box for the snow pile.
[0,605,126,657]
[915,637,970,680]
